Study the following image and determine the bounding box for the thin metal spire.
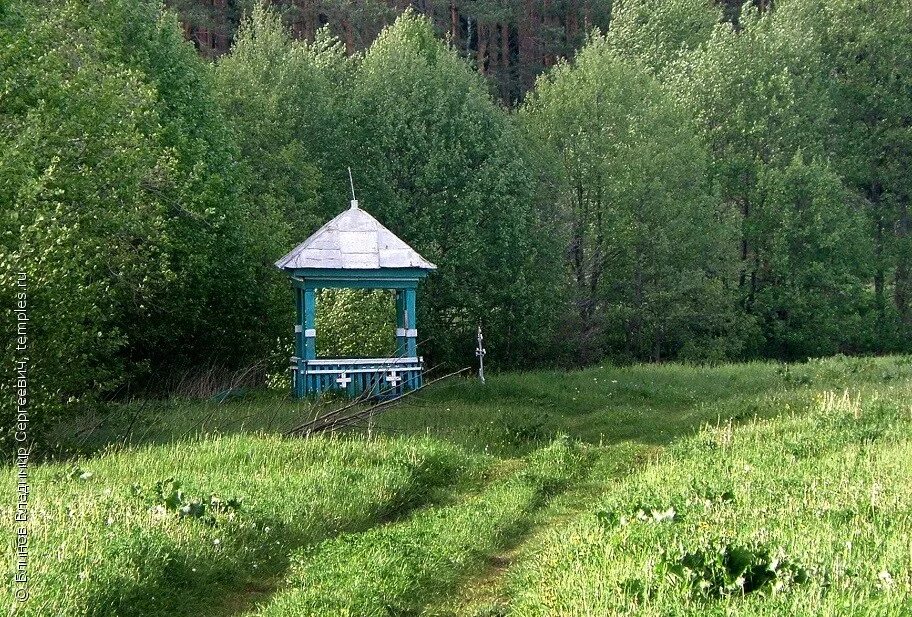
[348,167,359,209]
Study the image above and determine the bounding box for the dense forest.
[2,0,910,441]
[168,0,616,102]
[168,0,768,103]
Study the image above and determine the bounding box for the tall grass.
[256,438,586,616]
[378,355,912,454]
[5,354,912,615]
[0,435,484,616]
[505,388,912,616]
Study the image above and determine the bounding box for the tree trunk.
[738,196,750,293]
[518,0,535,92]
[342,18,355,54]
[450,1,458,41]
[895,198,911,323]
[500,22,510,101]
[501,22,509,68]
[871,182,886,318]
[477,22,487,73]
[653,329,662,363]
[630,257,644,357]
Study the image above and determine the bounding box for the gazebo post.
[294,287,306,397]
[303,287,317,361]
[404,288,417,358]
[395,290,407,357]
[404,288,418,389]
[293,285,318,397]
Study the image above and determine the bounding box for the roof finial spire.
[348,167,359,209]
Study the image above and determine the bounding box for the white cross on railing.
[386,371,401,386]
[336,372,352,388]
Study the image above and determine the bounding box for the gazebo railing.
[290,356,424,397]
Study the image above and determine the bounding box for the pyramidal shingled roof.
[275,202,437,271]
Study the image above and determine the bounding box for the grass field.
[3,355,912,615]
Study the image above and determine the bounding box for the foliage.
[349,11,564,366]
[132,477,243,523]
[0,0,277,447]
[4,0,912,449]
[316,289,396,358]
[213,6,359,363]
[777,0,912,346]
[163,0,615,102]
[663,541,811,598]
[606,0,722,73]
[747,154,873,358]
[522,34,745,363]
[670,4,884,359]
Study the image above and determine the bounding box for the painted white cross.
[386,371,402,386]
[336,372,352,388]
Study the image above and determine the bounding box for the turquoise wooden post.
[294,287,305,397]
[395,290,407,357]
[303,288,317,360]
[405,288,418,389]
[404,288,417,358]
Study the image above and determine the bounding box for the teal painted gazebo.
[275,196,436,398]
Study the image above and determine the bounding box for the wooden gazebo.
[275,195,436,398]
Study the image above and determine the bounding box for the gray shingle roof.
[275,202,437,271]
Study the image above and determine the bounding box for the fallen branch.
[286,366,470,437]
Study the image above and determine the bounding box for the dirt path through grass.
[426,441,662,616]
[230,439,583,616]
[210,457,524,616]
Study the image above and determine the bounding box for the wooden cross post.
[476,325,486,385]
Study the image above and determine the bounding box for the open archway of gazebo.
[275,196,436,398]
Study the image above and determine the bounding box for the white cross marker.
[336,372,352,388]
[386,371,401,386]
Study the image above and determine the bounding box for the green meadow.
[3,355,912,615]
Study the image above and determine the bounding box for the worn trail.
[427,442,661,616]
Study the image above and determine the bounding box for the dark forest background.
[170,0,762,103]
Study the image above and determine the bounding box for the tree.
[748,153,872,358]
[1,1,174,442]
[350,11,564,365]
[778,0,912,348]
[214,6,358,367]
[167,0,617,104]
[522,34,744,363]
[0,0,263,447]
[672,2,896,356]
[95,0,265,374]
[605,0,721,73]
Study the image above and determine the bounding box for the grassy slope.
[0,436,484,616]
[257,439,585,616]
[3,355,911,615]
[505,390,912,616]
[376,357,903,454]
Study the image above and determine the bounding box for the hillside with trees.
[2,0,911,442]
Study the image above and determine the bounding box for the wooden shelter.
[275,196,436,397]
